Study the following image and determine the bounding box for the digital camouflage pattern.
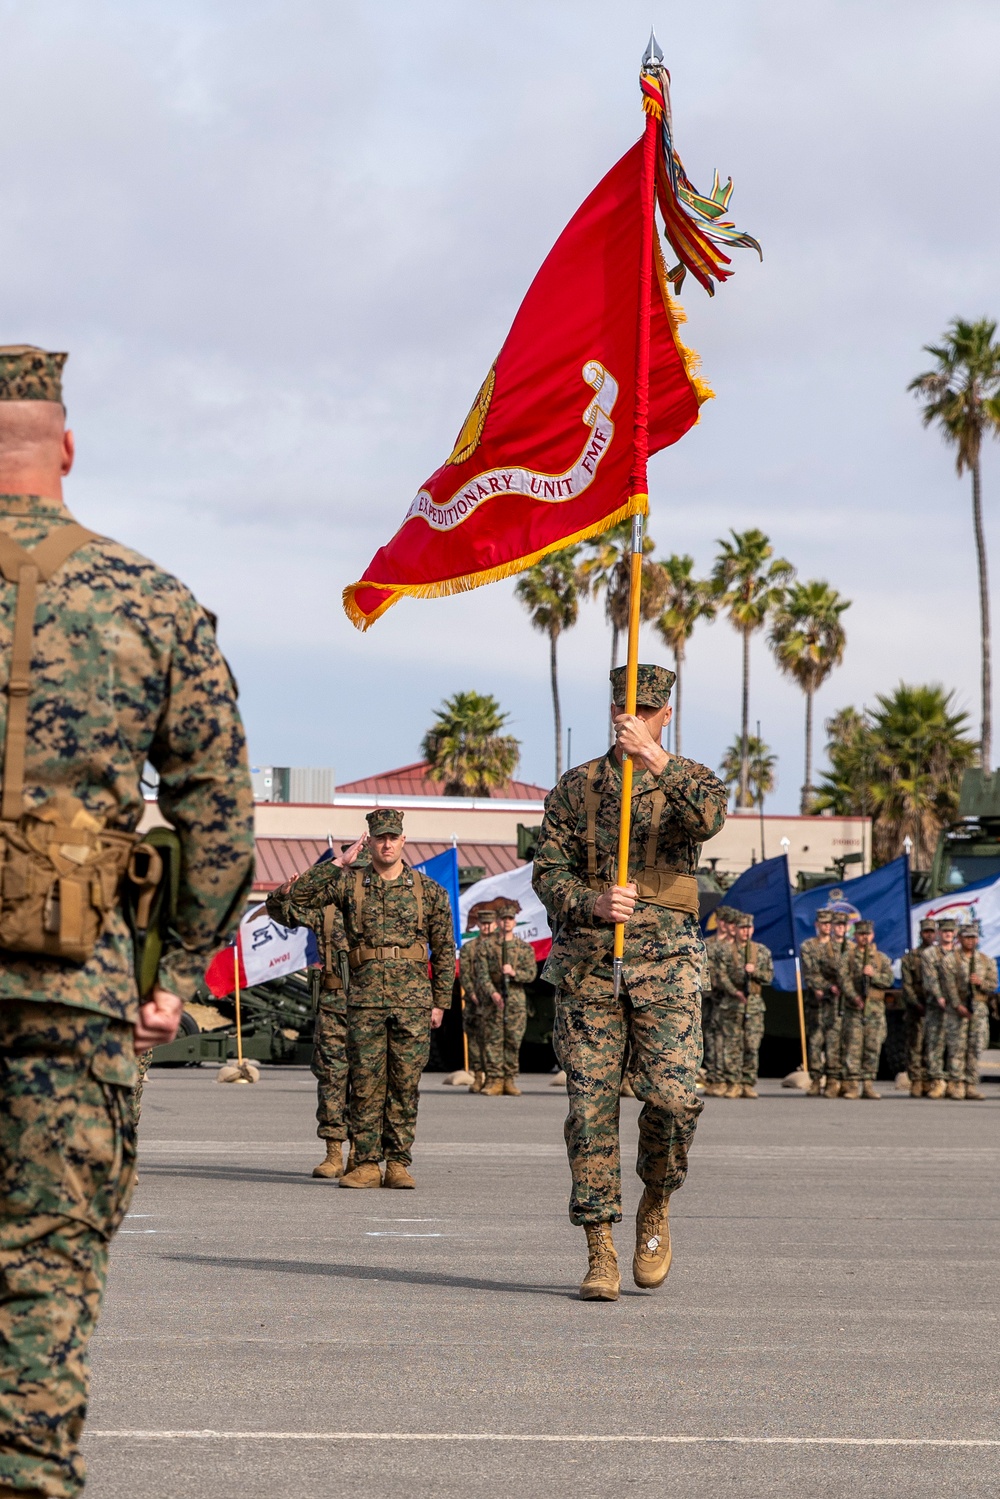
[534,750,725,1224]
[0,495,255,1020]
[840,943,894,1082]
[921,944,953,1083]
[473,929,537,1079]
[900,944,935,1086]
[347,1005,432,1166]
[312,1000,350,1141]
[0,1002,136,1499]
[714,937,774,1086]
[0,347,67,403]
[941,947,998,1088]
[799,933,835,1078]
[458,934,486,1076]
[701,934,730,1086]
[609,662,675,708]
[131,1048,153,1126]
[366,806,403,837]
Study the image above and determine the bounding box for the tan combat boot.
[312,1140,345,1179]
[579,1223,620,1301]
[724,1082,743,1098]
[965,1086,986,1100]
[926,1079,946,1099]
[910,1079,925,1098]
[481,1078,504,1096]
[861,1081,881,1100]
[633,1189,672,1289]
[807,1078,823,1096]
[346,1142,356,1174]
[469,1071,485,1094]
[946,1080,966,1100]
[502,1077,522,1096]
[383,1160,416,1189]
[823,1078,841,1098]
[840,1080,860,1099]
[704,1082,726,1097]
[339,1161,383,1188]
[742,1084,759,1099]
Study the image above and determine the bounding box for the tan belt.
[349,941,427,969]
[586,870,699,918]
[320,971,343,993]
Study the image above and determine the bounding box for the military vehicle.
[149,971,319,1066]
[927,769,1000,897]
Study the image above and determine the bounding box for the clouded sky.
[4,0,998,807]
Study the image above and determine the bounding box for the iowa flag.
[343,137,711,630]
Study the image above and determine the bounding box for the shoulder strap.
[412,868,424,932]
[353,866,365,934]
[323,904,337,975]
[1,522,99,822]
[583,758,603,881]
[644,789,666,872]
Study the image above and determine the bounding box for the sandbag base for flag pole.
[217,947,261,1085]
[443,1070,475,1087]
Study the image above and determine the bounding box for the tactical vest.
[347,865,428,969]
[0,523,140,964]
[582,757,699,918]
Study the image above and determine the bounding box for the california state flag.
[343,139,710,629]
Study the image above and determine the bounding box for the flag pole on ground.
[218,940,260,1084]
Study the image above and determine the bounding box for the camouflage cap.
[715,905,736,922]
[936,918,958,932]
[610,663,676,709]
[830,909,849,922]
[815,908,834,921]
[959,920,981,937]
[734,910,754,927]
[0,345,67,403]
[366,807,404,837]
[853,920,874,935]
[467,903,488,924]
[497,898,521,918]
[919,917,938,933]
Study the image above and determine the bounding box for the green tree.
[514,548,580,781]
[711,528,794,807]
[814,684,977,866]
[909,317,1000,770]
[720,733,776,809]
[768,580,851,812]
[422,690,520,797]
[577,520,667,677]
[653,554,715,757]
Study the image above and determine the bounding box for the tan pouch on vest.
[0,522,137,964]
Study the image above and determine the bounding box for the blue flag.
[792,856,911,972]
[703,854,797,989]
[415,847,461,944]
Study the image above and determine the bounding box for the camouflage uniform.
[473,909,538,1081]
[131,1048,153,1126]
[922,930,956,1084]
[0,348,254,1499]
[799,915,834,1079]
[702,908,734,1087]
[840,935,895,1082]
[900,924,937,1089]
[533,670,726,1226]
[941,940,998,1092]
[266,864,353,1145]
[304,812,455,1168]
[819,930,852,1082]
[715,927,774,1087]
[458,905,490,1081]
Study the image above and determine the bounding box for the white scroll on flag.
[911,872,1000,958]
[458,862,552,961]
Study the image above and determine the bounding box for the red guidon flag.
[343,139,711,629]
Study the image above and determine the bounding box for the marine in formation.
[0,346,254,1498]
[473,896,538,1095]
[533,663,727,1302]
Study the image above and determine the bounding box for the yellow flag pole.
[794,956,809,1077]
[233,944,244,1066]
[612,508,647,1000]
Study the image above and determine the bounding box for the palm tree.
[909,318,1000,770]
[814,684,977,866]
[514,548,579,780]
[653,554,715,757]
[577,520,667,677]
[711,529,795,807]
[422,691,521,796]
[768,580,851,812]
[720,733,776,809]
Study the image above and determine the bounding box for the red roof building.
[336,760,549,801]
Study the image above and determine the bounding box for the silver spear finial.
[642,28,664,69]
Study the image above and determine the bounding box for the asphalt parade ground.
[84,1068,1000,1498]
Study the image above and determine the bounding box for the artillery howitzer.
[149,970,319,1067]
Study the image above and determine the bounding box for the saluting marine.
[473,896,538,1095]
[0,346,254,1498]
[533,664,726,1301]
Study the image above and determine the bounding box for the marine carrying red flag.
[343,139,711,629]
